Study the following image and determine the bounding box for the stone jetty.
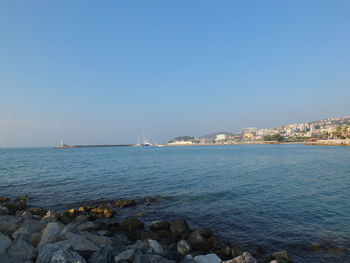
[0,196,293,263]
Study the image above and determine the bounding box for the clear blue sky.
[1,1,349,146]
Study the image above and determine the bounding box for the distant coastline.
[55,144,132,149]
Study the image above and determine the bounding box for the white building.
[215,134,227,141]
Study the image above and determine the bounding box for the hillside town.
[168,116,350,145]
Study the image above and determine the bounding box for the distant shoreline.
[55,144,133,149]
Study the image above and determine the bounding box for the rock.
[115,199,136,208]
[180,254,195,263]
[50,247,87,263]
[8,239,37,261]
[38,222,62,248]
[150,221,170,232]
[189,230,210,251]
[114,248,135,262]
[37,242,87,263]
[22,211,33,219]
[80,231,113,247]
[12,219,45,242]
[73,215,88,224]
[42,211,59,222]
[15,195,30,202]
[145,239,164,254]
[138,254,176,263]
[194,254,221,263]
[5,201,27,214]
[0,197,10,202]
[89,245,114,263]
[0,232,12,253]
[0,220,17,236]
[177,240,191,256]
[29,207,48,217]
[268,251,289,263]
[121,217,144,232]
[269,261,278,263]
[63,232,98,256]
[131,239,147,252]
[77,221,98,232]
[225,252,257,263]
[169,220,189,234]
[0,206,9,215]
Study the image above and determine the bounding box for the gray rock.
[180,254,195,263]
[36,241,71,263]
[77,221,98,232]
[63,232,98,254]
[145,239,164,254]
[0,206,9,215]
[0,220,17,236]
[194,254,221,263]
[22,211,33,219]
[138,254,176,263]
[37,242,87,263]
[131,239,147,252]
[38,222,62,248]
[88,245,113,263]
[50,246,87,263]
[8,239,37,261]
[73,215,88,224]
[225,252,257,263]
[12,219,45,242]
[177,240,191,256]
[0,215,22,225]
[114,249,135,262]
[0,232,12,253]
[79,231,113,247]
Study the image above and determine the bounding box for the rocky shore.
[0,196,293,263]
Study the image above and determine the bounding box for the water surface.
[0,145,349,262]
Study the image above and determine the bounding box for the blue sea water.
[0,145,349,262]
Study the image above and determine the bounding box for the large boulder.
[88,245,113,263]
[224,252,257,263]
[0,220,17,236]
[115,199,136,208]
[137,254,176,263]
[80,231,113,247]
[77,221,98,232]
[177,240,191,256]
[63,232,98,257]
[114,248,136,262]
[38,222,62,248]
[0,232,12,253]
[145,239,164,254]
[7,239,37,261]
[12,219,45,246]
[50,247,87,263]
[0,206,9,215]
[120,217,144,232]
[37,241,86,263]
[194,254,221,263]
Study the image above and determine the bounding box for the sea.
[0,144,349,262]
